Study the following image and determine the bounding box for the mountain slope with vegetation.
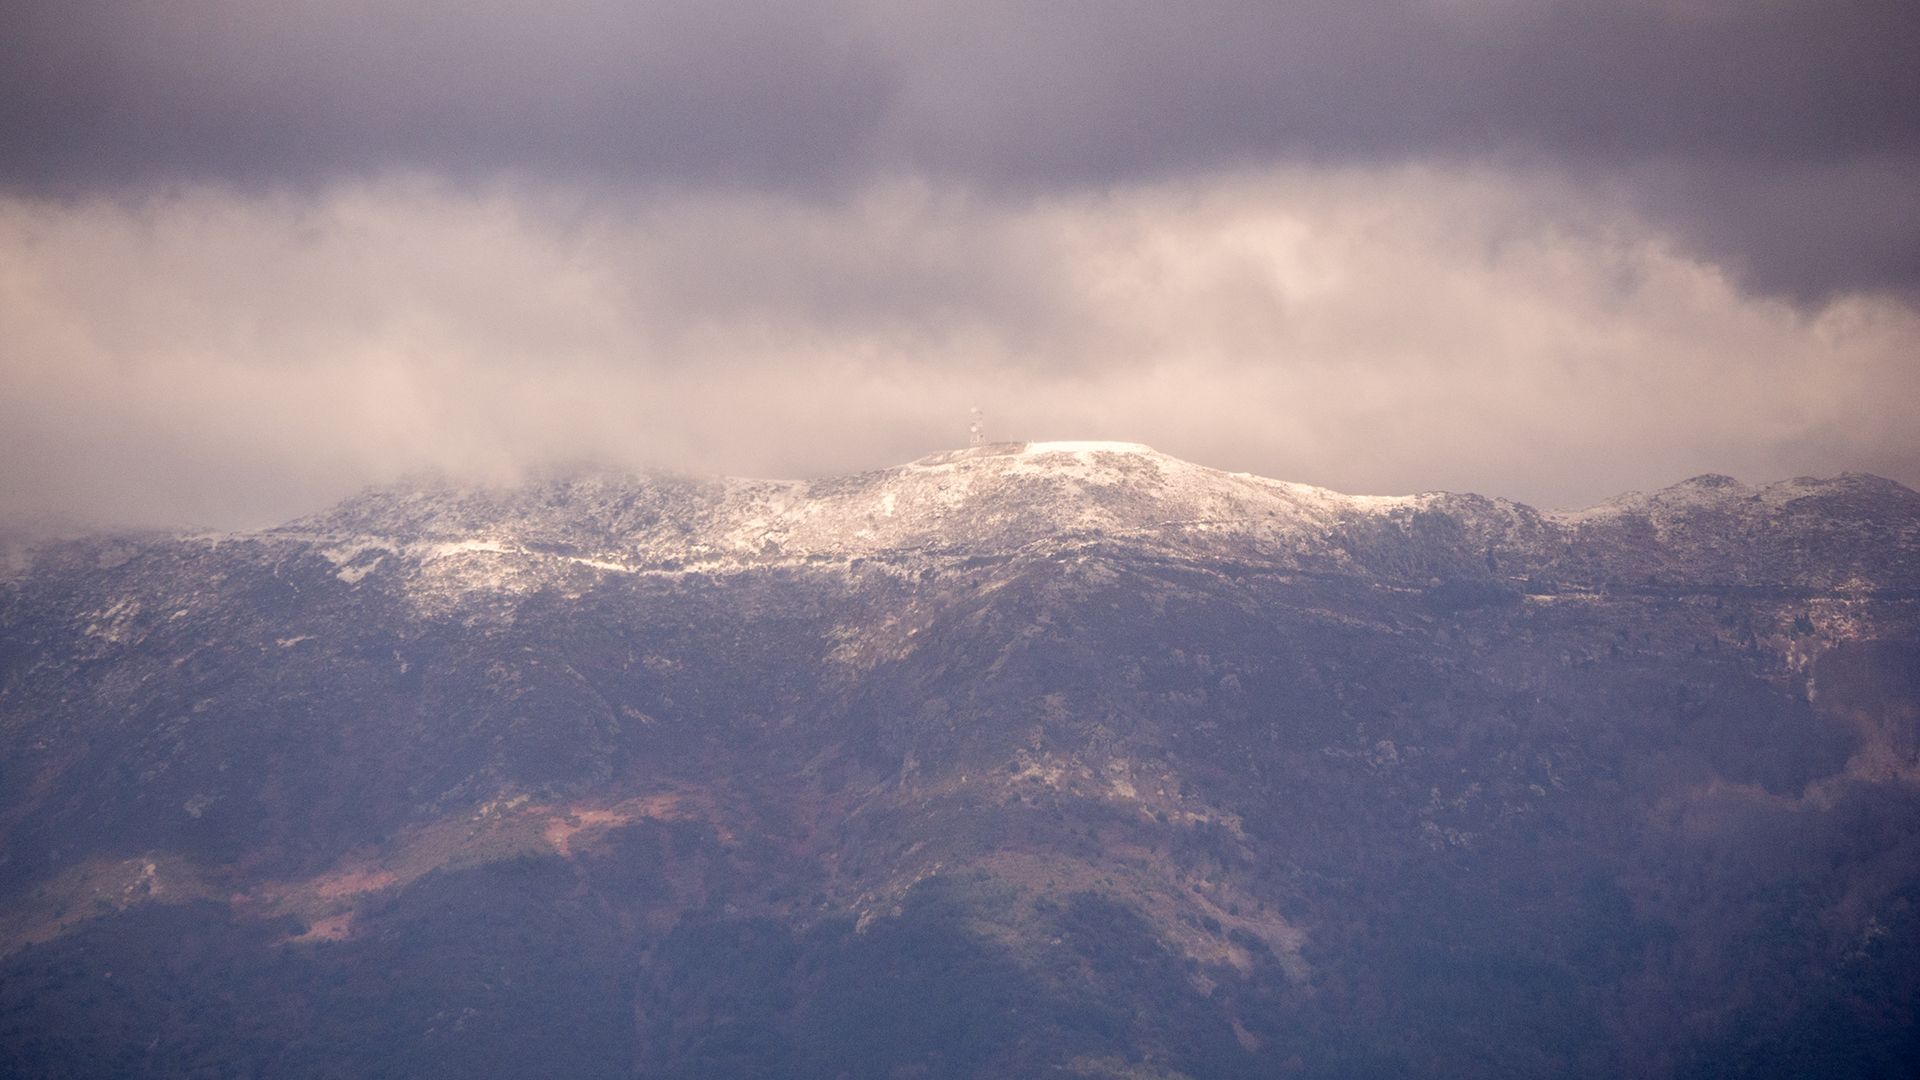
[3,443,1916,1078]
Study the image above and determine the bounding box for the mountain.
[2,442,1916,1079]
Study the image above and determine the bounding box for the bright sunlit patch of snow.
[318,539,400,565]
[1270,480,1426,514]
[425,539,513,559]
[1021,441,1157,455]
[334,557,382,583]
[565,556,632,573]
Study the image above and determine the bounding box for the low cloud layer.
[4,169,1915,530]
[3,0,1915,531]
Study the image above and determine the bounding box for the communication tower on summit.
[969,406,984,448]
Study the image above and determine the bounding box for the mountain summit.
[294,441,1915,592]
[299,440,1432,563]
[3,450,1917,1078]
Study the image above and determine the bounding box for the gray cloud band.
[2,172,1915,531]
[2,0,1916,298]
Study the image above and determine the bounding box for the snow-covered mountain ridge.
[293,441,1425,558]
[279,441,1918,594]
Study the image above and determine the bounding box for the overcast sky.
[2,0,1916,529]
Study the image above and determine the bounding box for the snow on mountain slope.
[279,442,1479,588]
[1545,471,1920,589]
[4,444,1919,1079]
[270,442,1919,610]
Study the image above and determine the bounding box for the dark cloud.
[1619,153,1920,302]
[2,1,1915,294]
[0,0,894,188]
[871,0,1920,175]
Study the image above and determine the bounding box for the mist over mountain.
[2,443,1916,1078]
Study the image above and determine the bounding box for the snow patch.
[335,557,382,583]
[565,556,632,573]
[428,539,513,559]
[1021,441,1157,455]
